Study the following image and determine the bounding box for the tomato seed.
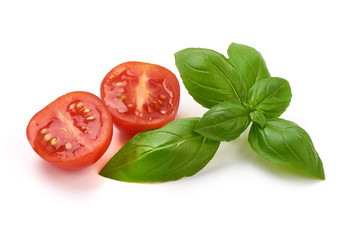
[117,94,126,100]
[65,142,72,150]
[116,81,126,87]
[40,128,47,134]
[44,134,52,141]
[69,103,76,110]
[50,138,57,145]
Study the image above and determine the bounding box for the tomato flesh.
[26,91,113,169]
[101,62,180,135]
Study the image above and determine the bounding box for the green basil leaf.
[99,118,220,182]
[248,118,325,179]
[250,111,266,127]
[227,43,270,92]
[174,48,246,108]
[195,100,250,142]
[248,77,292,118]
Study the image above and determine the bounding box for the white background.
[1,0,359,239]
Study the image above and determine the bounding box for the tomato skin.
[26,91,113,169]
[100,62,180,135]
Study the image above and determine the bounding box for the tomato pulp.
[100,62,180,135]
[26,91,113,169]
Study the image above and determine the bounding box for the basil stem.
[250,111,266,127]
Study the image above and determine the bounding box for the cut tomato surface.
[26,91,113,169]
[100,62,180,135]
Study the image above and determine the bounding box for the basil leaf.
[99,118,220,182]
[250,111,266,127]
[248,118,325,179]
[248,77,292,118]
[195,100,250,142]
[174,48,246,108]
[227,43,270,92]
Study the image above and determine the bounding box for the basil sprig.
[99,43,325,182]
[174,43,324,180]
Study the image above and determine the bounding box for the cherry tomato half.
[26,91,113,169]
[100,62,180,135]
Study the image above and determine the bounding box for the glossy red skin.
[100,62,180,135]
[26,91,113,169]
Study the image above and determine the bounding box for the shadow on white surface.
[35,128,133,192]
[38,160,105,191]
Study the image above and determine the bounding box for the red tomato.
[26,91,113,169]
[100,62,180,135]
